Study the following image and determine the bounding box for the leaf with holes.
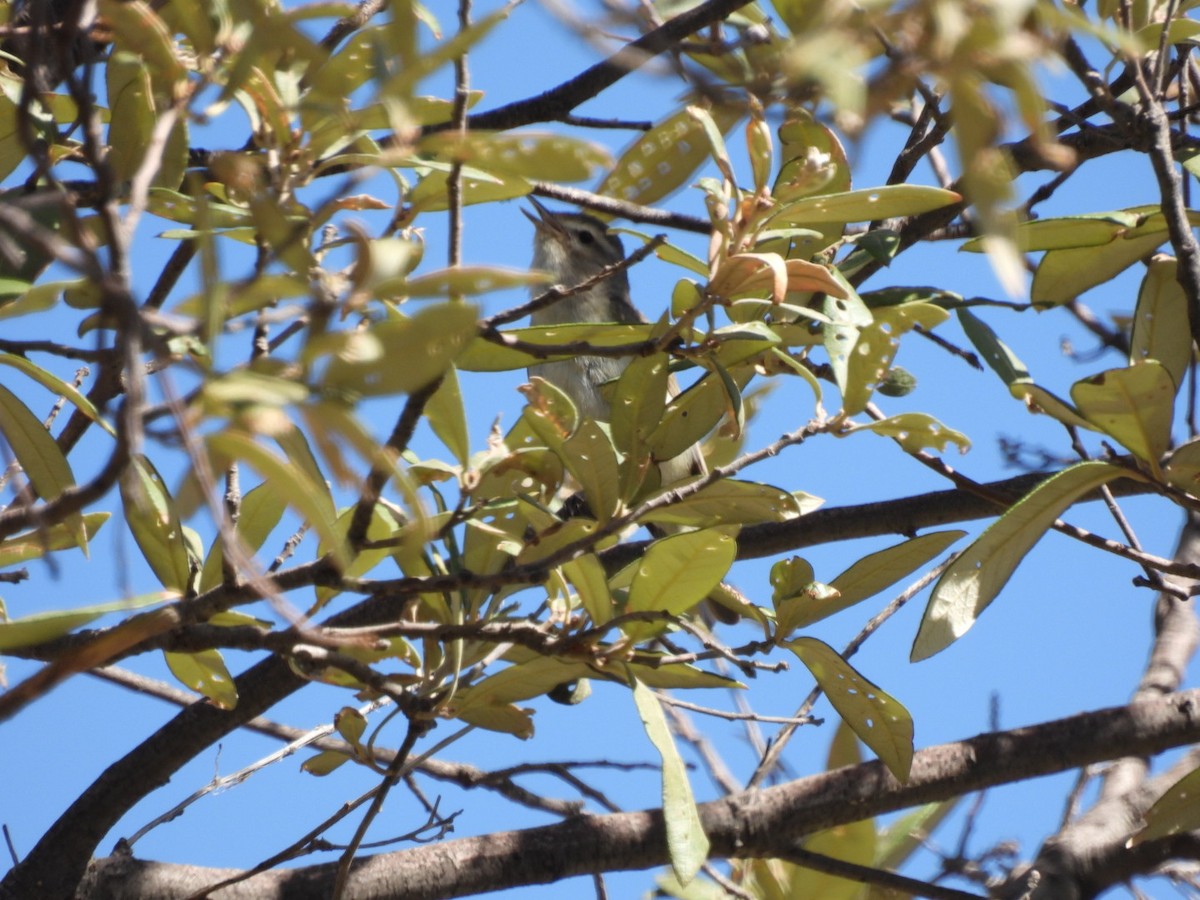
[595,103,743,212]
[772,185,961,226]
[852,413,970,454]
[787,637,914,782]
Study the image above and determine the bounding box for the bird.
[522,200,747,625]
[522,197,705,486]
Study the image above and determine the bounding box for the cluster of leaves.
[6,0,1200,896]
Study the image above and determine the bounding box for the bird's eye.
[576,230,595,245]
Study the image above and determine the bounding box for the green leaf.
[842,302,947,414]
[631,678,710,884]
[625,528,737,640]
[823,276,873,400]
[1031,229,1168,305]
[322,303,478,396]
[1010,382,1097,430]
[334,706,368,746]
[0,591,172,652]
[164,649,238,709]
[787,638,914,782]
[595,103,743,211]
[559,419,622,522]
[958,309,1031,386]
[407,166,532,212]
[960,210,1144,252]
[457,322,654,372]
[874,799,960,870]
[417,131,612,183]
[622,660,743,691]
[610,352,670,474]
[401,266,552,298]
[197,482,289,592]
[425,366,470,466]
[645,368,750,463]
[455,656,592,709]
[455,700,535,738]
[772,185,961,226]
[301,749,352,776]
[639,479,804,527]
[1071,362,1175,474]
[912,461,1141,661]
[106,52,156,184]
[1165,439,1200,497]
[1130,257,1194,389]
[776,531,968,628]
[1131,766,1200,845]
[0,383,80,520]
[852,412,971,454]
[0,512,110,568]
[208,431,348,569]
[0,354,115,436]
[120,455,194,593]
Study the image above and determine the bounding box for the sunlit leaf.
[1071,362,1175,474]
[852,413,971,454]
[625,528,737,640]
[912,462,1142,661]
[425,366,470,466]
[595,103,743,211]
[0,591,173,652]
[631,678,710,884]
[0,512,110,569]
[120,455,193,593]
[165,649,238,709]
[0,354,115,436]
[1131,766,1200,845]
[1130,256,1193,389]
[322,303,478,396]
[457,322,654,372]
[301,749,352,776]
[639,479,804,527]
[771,185,961,226]
[788,637,914,781]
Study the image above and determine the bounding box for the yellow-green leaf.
[301,749,353,776]
[0,590,173,652]
[1031,229,1168,305]
[0,354,115,436]
[1130,257,1194,389]
[322,303,478,396]
[829,531,966,611]
[560,419,622,523]
[0,383,79,515]
[120,456,193,592]
[402,266,552,298]
[1071,362,1175,474]
[595,103,743,211]
[457,322,654,372]
[425,366,470,466]
[912,461,1141,661]
[631,678,710,884]
[1131,766,1200,845]
[165,649,238,709]
[639,479,804,527]
[625,528,737,640]
[208,431,348,569]
[0,512,110,568]
[772,185,962,226]
[787,637,914,782]
[852,413,971,454]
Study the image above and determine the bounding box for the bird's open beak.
[522,197,566,239]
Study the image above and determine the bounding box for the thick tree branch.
[67,688,1200,900]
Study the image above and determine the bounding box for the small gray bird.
[523,198,704,485]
